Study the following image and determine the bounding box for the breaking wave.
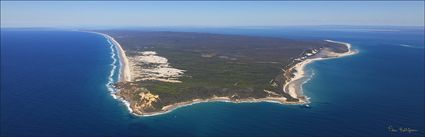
[399,44,424,49]
[106,39,118,96]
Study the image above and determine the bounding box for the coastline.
[134,96,306,117]
[79,31,131,82]
[283,39,358,104]
[82,31,134,113]
[100,33,134,113]
[100,34,132,82]
[93,32,357,117]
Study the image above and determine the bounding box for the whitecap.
[399,44,424,49]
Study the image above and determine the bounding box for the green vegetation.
[104,31,345,113]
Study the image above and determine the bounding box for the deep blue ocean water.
[1,27,424,136]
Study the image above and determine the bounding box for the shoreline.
[79,31,131,82]
[100,33,134,113]
[283,39,358,104]
[134,97,306,117]
[82,31,134,113]
[101,34,132,82]
[90,31,357,117]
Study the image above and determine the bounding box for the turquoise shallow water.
[1,28,424,136]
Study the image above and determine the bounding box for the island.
[96,30,355,116]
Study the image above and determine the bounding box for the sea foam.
[105,37,133,113]
[106,39,118,94]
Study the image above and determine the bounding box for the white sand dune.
[129,51,185,83]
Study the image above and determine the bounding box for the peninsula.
[98,31,355,116]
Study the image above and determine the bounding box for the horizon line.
[1,25,424,29]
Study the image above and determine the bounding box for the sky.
[1,1,424,28]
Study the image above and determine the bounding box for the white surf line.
[109,40,122,82]
[80,30,132,82]
[75,30,134,113]
[297,68,315,101]
[107,37,134,113]
[108,35,132,82]
[106,39,118,94]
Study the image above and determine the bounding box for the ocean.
[1,27,424,136]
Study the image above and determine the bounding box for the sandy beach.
[134,96,306,117]
[101,33,134,113]
[283,40,358,103]
[83,31,132,82]
[81,31,134,113]
[103,34,132,82]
